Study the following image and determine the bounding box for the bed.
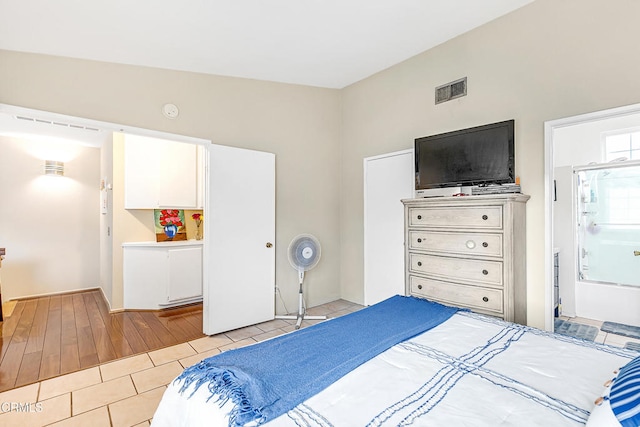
[151,295,639,427]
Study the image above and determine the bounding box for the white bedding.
[152,312,636,426]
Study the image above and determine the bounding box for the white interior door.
[364,149,414,306]
[203,144,275,335]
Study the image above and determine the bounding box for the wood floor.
[0,290,205,392]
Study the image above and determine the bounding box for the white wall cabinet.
[124,134,202,209]
[123,241,203,309]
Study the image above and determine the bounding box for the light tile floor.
[0,299,363,427]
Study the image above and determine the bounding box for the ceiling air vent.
[435,77,467,104]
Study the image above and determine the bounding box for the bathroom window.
[604,131,640,161]
[607,186,640,226]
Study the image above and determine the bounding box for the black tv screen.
[415,120,514,190]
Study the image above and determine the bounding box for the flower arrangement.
[159,209,184,227]
[191,213,202,226]
[192,213,203,240]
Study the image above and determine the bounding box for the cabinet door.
[124,134,199,209]
[124,135,160,208]
[203,144,276,335]
[123,247,168,309]
[167,247,203,302]
[157,141,198,208]
[364,150,414,305]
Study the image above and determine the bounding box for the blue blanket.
[175,295,459,426]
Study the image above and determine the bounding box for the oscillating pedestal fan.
[276,234,326,329]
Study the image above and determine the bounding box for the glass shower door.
[576,163,640,287]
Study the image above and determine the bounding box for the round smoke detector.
[162,103,179,119]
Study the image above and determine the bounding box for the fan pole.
[295,279,305,328]
[297,271,305,318]
[276,269,327,329]
[293,268,326,329]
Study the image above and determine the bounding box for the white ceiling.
[0,0,533,89]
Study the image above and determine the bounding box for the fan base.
[275,314,327,329]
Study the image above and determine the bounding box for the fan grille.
[288,234,321,271]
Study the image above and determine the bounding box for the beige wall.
[99,134,114,307]
[2,0,640,327]
[0,51,342,312]
[339,0,640,327]
[0,135,100,300]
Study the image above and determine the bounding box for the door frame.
[543,101,640,331]
[363,148,414,306]
[0,103,210,310]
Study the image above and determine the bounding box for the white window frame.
[602,128,640,162]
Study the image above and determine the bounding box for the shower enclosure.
[575,161,640,287]
[572,161,640,326]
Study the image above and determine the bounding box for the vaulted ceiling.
[0,0,533,89]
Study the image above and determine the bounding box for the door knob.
[266,242,273,248]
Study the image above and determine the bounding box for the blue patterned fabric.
[174,295,459,426]
[610,356,640,427]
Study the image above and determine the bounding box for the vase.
[163,224,178,239]
[195,223,202,240]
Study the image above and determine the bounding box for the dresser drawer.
[408,206,502,229]
[409,253,503,287]
[410,276,503,314]
[409,231,503,257]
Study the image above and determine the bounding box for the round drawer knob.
[417,261,422,267]
[417,284,423,290]
[482,215,488,220]
[482,242,489,248]
[417,215,422,220]
[417,238,422,243]
[482,296,489,302]
[482,269,488,275]
[465,240,476,249]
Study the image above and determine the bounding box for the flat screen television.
[414,119,515,191]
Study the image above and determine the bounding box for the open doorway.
[545,103,640,334]
[0,103,208,310]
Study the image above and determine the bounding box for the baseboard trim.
[10,287,102,302]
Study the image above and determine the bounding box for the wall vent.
[15,115,101,132]
[435,77,467,104]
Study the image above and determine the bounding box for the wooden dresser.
[402,194,529,324]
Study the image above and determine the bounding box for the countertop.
[122,240,204,247]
